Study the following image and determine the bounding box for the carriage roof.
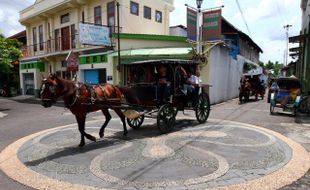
[123,59,198,66]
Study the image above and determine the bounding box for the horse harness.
[66,82,119,109]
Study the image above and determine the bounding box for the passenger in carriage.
[185,70,201,106]
[280,83,301,108]
[157,65,171,103]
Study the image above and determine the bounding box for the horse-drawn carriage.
[239,74,265,103]
[40,59,211,147]
[120,59,211,133]
[269,76,302,115]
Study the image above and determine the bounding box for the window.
[54,29,60,51]
[61,60,67,67]
[107,2,115,27]
[71,24,76,49]
[61,13,70,24]
[39,25,43,50]
[155,10,162,23]
[130,1,139,15]
[144,6,151,20]
[32,27,37,52]
[94,6,102,25]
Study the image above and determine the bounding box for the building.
[169,25,187,37]
[19,0,180,97]
[289,0,310,93]
[200,17,263,104]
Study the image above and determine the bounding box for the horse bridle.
[41,79,57,101]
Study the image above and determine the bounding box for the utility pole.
[283,24,292,66]
[116,1,121,72]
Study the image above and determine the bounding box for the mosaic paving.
[1,119,310,190]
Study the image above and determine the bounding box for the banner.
[202,9,222,41]
[66,50,78,71]
[187,8,197,41]
[79,23,111,46]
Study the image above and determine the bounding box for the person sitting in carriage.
[280,83,301,108]
[185,70,201,106]
[157,65,171,104]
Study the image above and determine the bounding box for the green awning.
[110,47,193,57]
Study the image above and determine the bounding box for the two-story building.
[19,0,193,97]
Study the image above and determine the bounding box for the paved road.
[0,97,309,189]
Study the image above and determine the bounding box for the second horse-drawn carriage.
[239,73,265,103]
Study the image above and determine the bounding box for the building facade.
[19,0,177,97]
[292,0,310,93]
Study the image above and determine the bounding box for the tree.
[262,60,284,77]
[0,35,23,74]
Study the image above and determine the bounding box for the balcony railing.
[22,26,121,59]
[22,34,80,58]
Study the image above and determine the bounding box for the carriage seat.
[275,89,290,101]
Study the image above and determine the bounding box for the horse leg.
[76,114,96,147]
[99,109,112,138]
[114,108,128,136]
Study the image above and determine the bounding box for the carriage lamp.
[196,0,203,9]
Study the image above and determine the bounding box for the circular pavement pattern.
[0,119,310,190]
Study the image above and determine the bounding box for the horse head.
[40,74,62,108]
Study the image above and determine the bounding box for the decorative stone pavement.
[1,118,310,190]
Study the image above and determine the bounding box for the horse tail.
[114,85,123,98]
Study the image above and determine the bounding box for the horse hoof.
[99,133,104,138]
[78,143,85,147]
[123,132,128,136]
[91,136,97,142]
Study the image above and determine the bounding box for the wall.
[169,27,187,37]
[200,45,243,104]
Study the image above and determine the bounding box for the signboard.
[187,8,197,41]
[79,23,111,46]
[66,50,78,71]
[202,9,222,41]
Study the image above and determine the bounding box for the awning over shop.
[289,34,306,43]
[110,47,194,65]
[110,47,193,57]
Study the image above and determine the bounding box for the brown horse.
[239,76,251,103]
[40,74,127,147]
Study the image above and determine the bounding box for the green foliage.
[260,60,284,77]
[0,35,23,73]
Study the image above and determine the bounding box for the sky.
[0,0,301,63]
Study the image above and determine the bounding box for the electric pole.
[283,24,292,66]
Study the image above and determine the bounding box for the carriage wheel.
[157,104,176,133]
[127,115,144,129]
[296,97,310,116]
[195,93,211,123]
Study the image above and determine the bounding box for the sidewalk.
[9,95,64,107]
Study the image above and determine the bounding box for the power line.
[235,0,252,38]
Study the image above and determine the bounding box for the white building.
[19,0,182,97]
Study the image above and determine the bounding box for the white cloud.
[213,0,224,7]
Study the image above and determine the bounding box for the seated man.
[185,71,201,106]
[281,84,301,108]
